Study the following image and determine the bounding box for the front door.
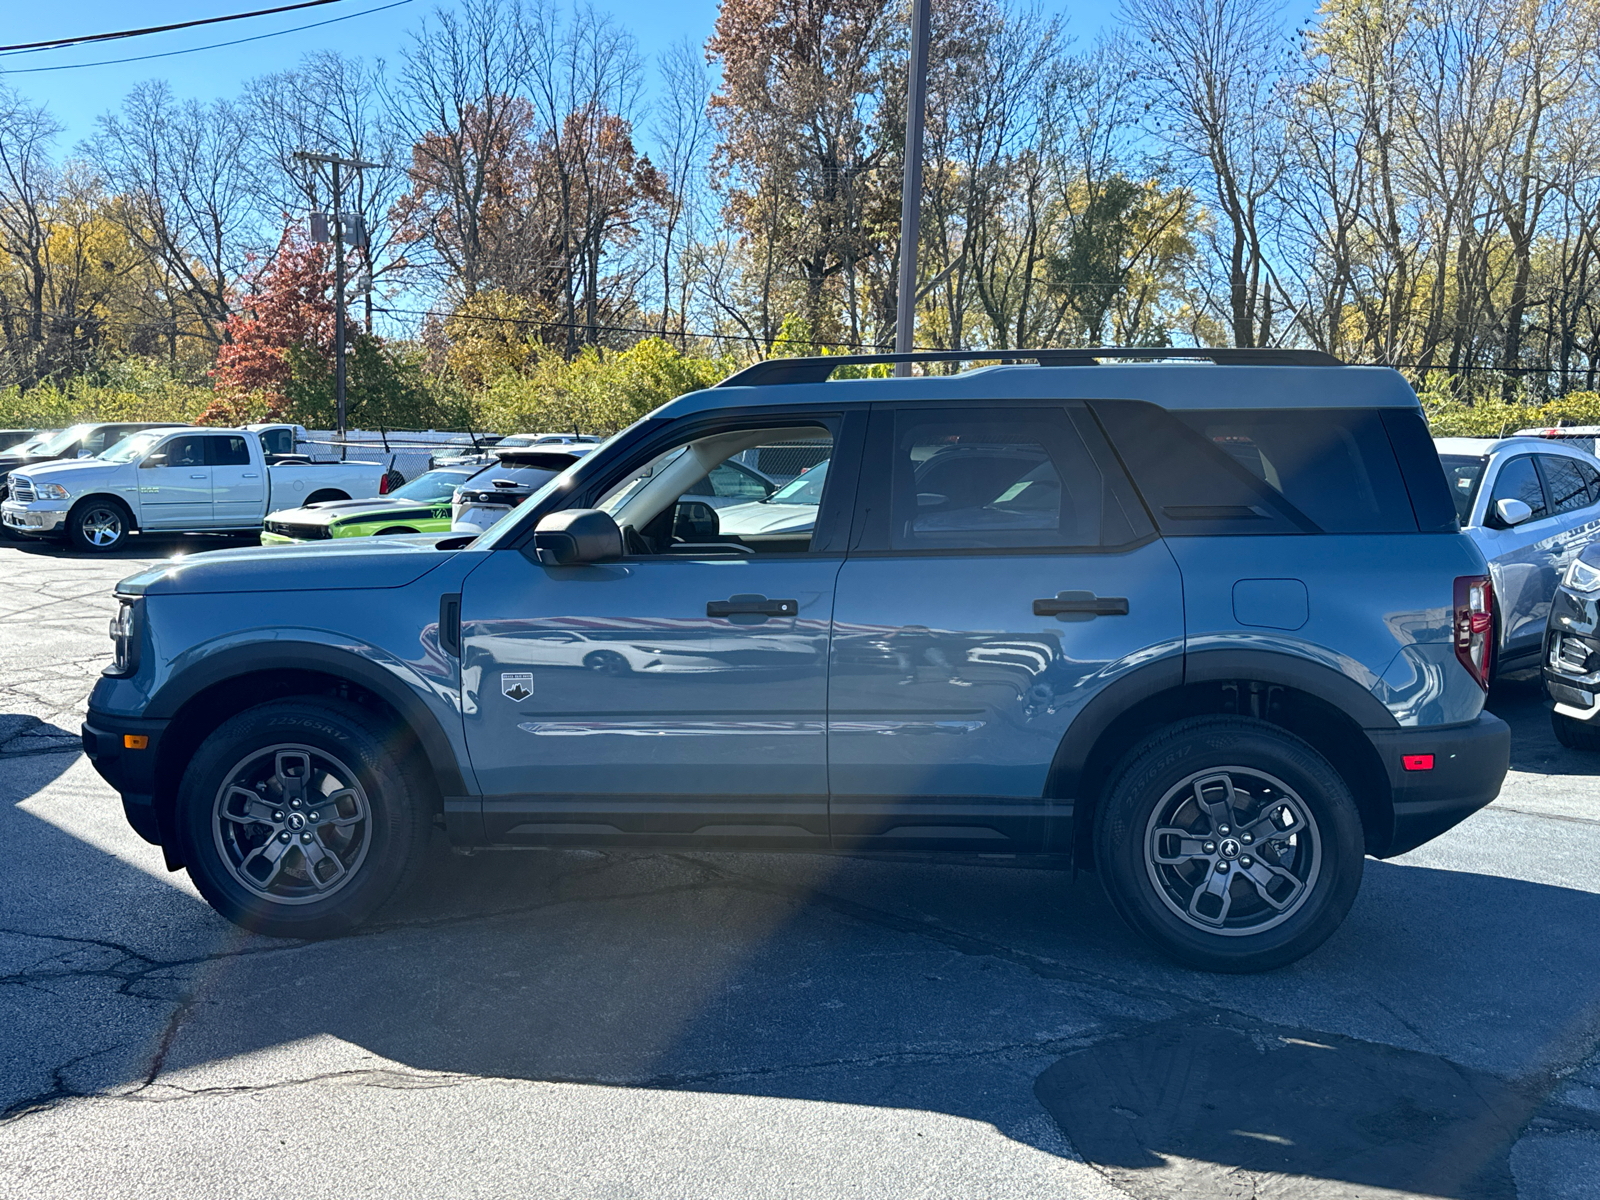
[828,401,1184,851]
[459,414,858,848]
[136,433,213,528]
[206,433,266,524]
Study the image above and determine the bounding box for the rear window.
[1093,402,1419,535]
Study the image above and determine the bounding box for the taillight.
[1453,575,1494,691]
[378,473,391,495]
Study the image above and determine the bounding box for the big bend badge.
[501,673,533,702]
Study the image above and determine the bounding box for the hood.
[0,452,66,476]
[268,497,414,526]
[15,457,121,482]
[117,537,459,596]
[716,501,820,536]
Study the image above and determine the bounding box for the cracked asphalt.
[2,531,1598,1199]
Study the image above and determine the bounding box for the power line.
[0,0,412,74]
[0,0,349,55]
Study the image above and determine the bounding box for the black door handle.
[1033,591,1129,619]
[707,593,799,619]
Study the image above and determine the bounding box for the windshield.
[390,469,472,502]
[8,432,57,455]
[32,424,93,456]
[1439,454,1488,525]
[767,460,829,506]
[102,431,167,464]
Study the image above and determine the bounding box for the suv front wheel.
[176,698,434,938]
[1094,717,1364,973]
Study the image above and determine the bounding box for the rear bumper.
[1366,712,1510,857]
[82,711,171,848]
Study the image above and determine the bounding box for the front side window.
[886,408,1120,551]
[1538,455,1593,515]
[143,434,209,469]
[1489,456,1548,522]
[598,425,837,556]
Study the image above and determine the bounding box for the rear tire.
[1094,716,1365,973]
[1552,709,1600,751]
[175,698,434,938]
[67,497,133,552]
[584,650,632,676]
[305,489,348,505]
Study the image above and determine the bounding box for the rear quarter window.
[1093,401,1421,535]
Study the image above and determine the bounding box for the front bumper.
[82,711,172,852]
[2,499,68,535]
[1367,712,1510,857]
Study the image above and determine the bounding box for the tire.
[305,489,348,505]
[175,698,434,938]
[583,650,632,676]
[1093,716,1365,973]
[67,497,133,552]
[1552,709,1600,751]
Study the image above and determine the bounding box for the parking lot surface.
[2,533,1598,1199]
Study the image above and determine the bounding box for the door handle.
[189,473,207,479]
[1033,591,1129,619]
[242,473,260,479]
[707,593,798,618]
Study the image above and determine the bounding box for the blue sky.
[2,0,1131,151]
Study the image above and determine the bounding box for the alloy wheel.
[79,506,124,547]
[1143,766,1322,937]
[211,744,373,905]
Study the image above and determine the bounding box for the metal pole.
[894,0,932,378]
[332,159,347,447]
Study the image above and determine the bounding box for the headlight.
[1564,557,1600,594]
[107,596,140,676]
[35,482,70,501]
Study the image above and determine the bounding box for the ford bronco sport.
[83,349,1510,971]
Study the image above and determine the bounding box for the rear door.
[135,433,213,528]
[207,433,265,524]
[827,401,1182,852]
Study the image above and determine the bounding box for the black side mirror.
[533,508,622,566]
[673,499,720,542]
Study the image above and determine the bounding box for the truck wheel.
[67,498,133,552]
[175,698,434,938]
[306,489,348,505]
[1094,716,1364,973]
[1552,709,1600,751]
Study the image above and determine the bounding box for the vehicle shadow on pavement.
[3,532,260,560]
[6,739,1599,1199]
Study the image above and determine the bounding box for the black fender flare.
[146,640,467,797]
[1049,647,1398,801]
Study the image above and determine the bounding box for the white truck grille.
[9,477,35,502]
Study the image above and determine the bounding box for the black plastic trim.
[1366,713,1509,856]
[1183,648,1401,729]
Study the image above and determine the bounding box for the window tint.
[887,408,1125,551]
[1490,457,1548,521]
[1578,460,1600,504]
[206,435,251,466]
[1539,455,1593,515]
[1439,455,1487,526]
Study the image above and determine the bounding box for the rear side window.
[1537,455,1594,515]
[1489,457,1548,521]
[1580,460,1600,504]
[1093,402,1417,535]
[1439,455,1487,525]
[206,435,251,466]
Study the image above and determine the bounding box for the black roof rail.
[716,346,1344,388]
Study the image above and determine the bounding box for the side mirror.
[672,499,720,542]
[533,508,622,566]
[1494,497,1534,527]
[142,452,169,468]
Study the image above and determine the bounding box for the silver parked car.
[1436,436,1600,676]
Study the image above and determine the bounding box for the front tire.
[1094,717,1365,973]
[584,650,632,676]
[67,497,132,552]
[1552,709,1600,751]
[175,698,434,938]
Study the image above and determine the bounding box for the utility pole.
[294,150,380,445]
[894,0,932,377]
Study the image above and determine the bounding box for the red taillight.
[378,473,391,495]
[1453,575,1494,691]
[1402,754,1434,771]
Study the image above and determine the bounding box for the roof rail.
[716,346,1344,388]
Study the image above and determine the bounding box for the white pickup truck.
[0,426,392,552]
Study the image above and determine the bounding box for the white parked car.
[1436,436,1600,675]
[1,427,392,552]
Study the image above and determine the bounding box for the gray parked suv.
[83,349,1509,971]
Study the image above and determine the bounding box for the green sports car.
[260,467,476,545]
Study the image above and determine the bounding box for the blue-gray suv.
[83,349,1510,971]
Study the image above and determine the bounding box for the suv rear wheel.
[175,698,434,938]
[1094,717,1364,973]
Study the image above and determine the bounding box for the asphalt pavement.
[1,530,1598,1199]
